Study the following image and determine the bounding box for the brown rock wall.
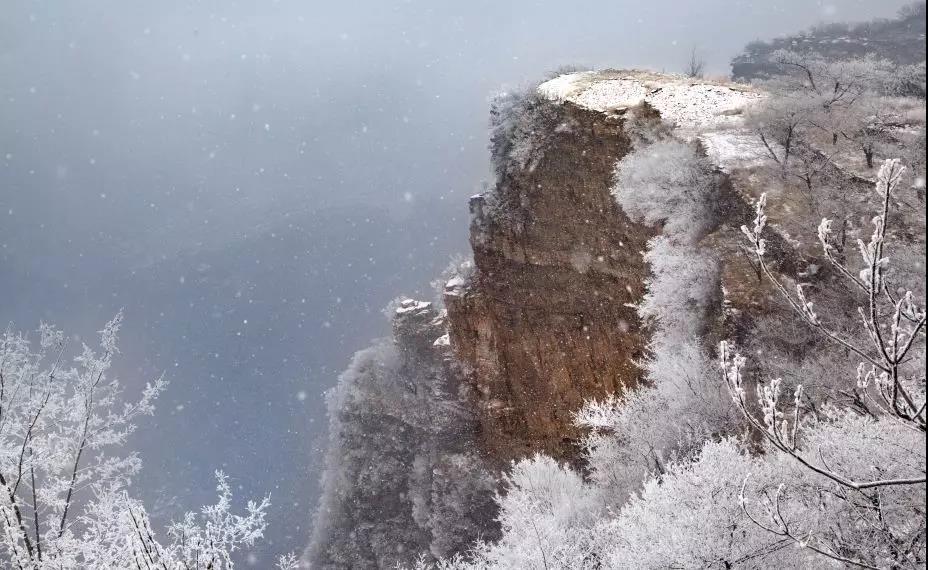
[446,101,655,464]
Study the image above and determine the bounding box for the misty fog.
[0,0,912,564]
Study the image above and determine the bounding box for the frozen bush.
[612,140,721,244]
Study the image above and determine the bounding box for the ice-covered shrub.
[0,316,286,569]
[638,236,721,339]
[441,455,603,570]
[612,139,721,244]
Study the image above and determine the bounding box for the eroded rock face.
[306,299,498,569]
[442,71,781,467]
[445,100,654,465]
[310,67,924,565]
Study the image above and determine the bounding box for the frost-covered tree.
[581,135,735,506]
[431,455,602,570]
[730,159,926,567]
[612,139,720,244]
[593,439,809,569]
[488,67,588,179]
[574,333,732,501]
[760,50,903,115]
[306,300,497,569]
[887,61,927,98]
[749,49,922,174]
[597,412,924,569]
[638,237,721,339]
[488,86,551,178]
[685,46,706,78]
[621,102,673,149]
[738,160,925,436]
[0,314,287,569]
[746,91,821,168]
[839,95,899,169]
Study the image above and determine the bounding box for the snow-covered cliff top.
[538,70,763,131]
[538,70,771,172]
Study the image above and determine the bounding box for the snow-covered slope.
[538,70,772,172]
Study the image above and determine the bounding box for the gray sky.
[0,0,912,564]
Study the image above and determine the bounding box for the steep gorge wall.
[308,70,811,567]
[305,301,498,569]
[441,71,807,469]
[445,101,654,465]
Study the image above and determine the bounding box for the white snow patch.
[646,84,762,133]
[699,131,773,173]
[536,72,597,102]
[396,299,432,315]
[444,276,467,296]
[571,79,649,110]
[433,333,450,347]
[537,72,765,138]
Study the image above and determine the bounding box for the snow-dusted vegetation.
[425,158,924,570]
[0,315,294,569]
[5,2,925,569]
[613,139,721,243]
[306,302,497,569]
[409,35,926,569]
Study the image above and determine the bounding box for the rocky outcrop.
[305,299,497,569]
[445,98,654,465]
[309,69,846,565]
[444,71,792,467]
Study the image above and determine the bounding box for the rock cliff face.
[308,64,928,567]
[444,71,775,467]
[306,299,498,569]
[445,100,653,465]
[309,69,814,566]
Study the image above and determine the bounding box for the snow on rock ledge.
[396,298,433,315]
[538,70,763,133]
[538,70,771,172]
[700,131,773,173]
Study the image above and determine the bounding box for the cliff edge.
[446,70,768,466]
[308,69,857,568]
